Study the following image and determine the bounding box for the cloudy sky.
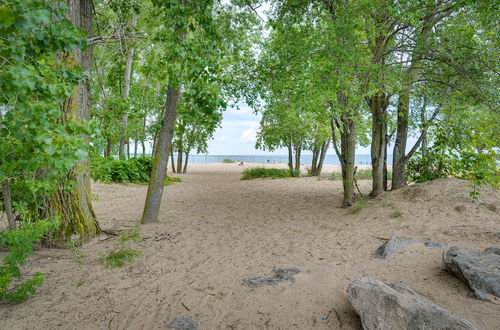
[204,103,374,155]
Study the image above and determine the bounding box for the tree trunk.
[134,139,138,158]
[383,134,389,191]
[287,143,293,170]
[1,179,16,231]
[176,150,183,174]
[43,0,100,243]
[141,86,180,223]
[119,14,137,160]
[311,142,319,175]
[368,92,389,197]
[340,116,356,207]
[105,137,112,157]
[316,138,330,176]
[331,113,357,208]
[392,93,410,190]
[183,150,189,173]
[294,143,301,171]
[170,146,176,173]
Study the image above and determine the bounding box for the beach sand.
[1,163,499,329]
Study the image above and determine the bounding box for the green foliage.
[66,238,84,264]
[391,210,403,218]
[99,248,141,268]
[0,0,93,225]
[241,167,300,180]
[222,158,236,163]
[90,156,153,184]
[0,219,57,303]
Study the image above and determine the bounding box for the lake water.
[183,154,390,165]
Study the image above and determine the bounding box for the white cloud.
[240,127,257,142]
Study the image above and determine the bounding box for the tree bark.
[294,143,301,171]
[141,86,181,223]
[104,137,112,157]
[1,179,16,231]
[368,92,389,197]
[119,14,137,160]
[42,0,100,243]
[287,143,293,170]
[170,146,176,173]
[316,138,330,176]
[392,93,410,190]
[183,150,189,173]
[331,113,357,208]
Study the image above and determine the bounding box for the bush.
[0,219,58,303]
[90,156,181,185]
[241,167,300,180]
[222,158,236,163]
[90,156,152,184]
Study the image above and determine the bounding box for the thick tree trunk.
[119,14,137,160]
[183,150,189,173]
[287,143,293,170]
[43,0,100,243]
[1,179,16,231]
[311,142,319,175]
[141,86,180,223]
[368,92,389,197]
[104,137,112,157]
[340,117,356,207]
[392,93,410,190]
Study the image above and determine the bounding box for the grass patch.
[164,176,182,186]
[222,158,236,163]
[349,197,368,214]
[241,167,300,180]
[119,231,142,243]
[99,248,141,268]
[391,210,403,218]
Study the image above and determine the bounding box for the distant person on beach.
[239,161,244,166]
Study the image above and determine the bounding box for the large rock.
[346,277,477,330]
[375,236,418,259]
[443,246,500,301]
[167,317,198,330]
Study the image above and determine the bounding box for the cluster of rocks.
[346,236,499,329]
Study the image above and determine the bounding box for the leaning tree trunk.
[183,150,189,173]
[43,0,100,243]
[141,86,180,223]
[316,138,330,176]
[170,146,176,173]
[368,92,389,197]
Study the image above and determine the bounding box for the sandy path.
[1,163,499,329]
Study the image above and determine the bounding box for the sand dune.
[1,163,499,329]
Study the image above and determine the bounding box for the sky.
[205,103,374,155]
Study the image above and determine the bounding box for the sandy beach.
[1,163,499,329]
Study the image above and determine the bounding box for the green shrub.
[0,219,58,303]
[90,156,181,186]
[241,167,300,180]
[222,158,236,163]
